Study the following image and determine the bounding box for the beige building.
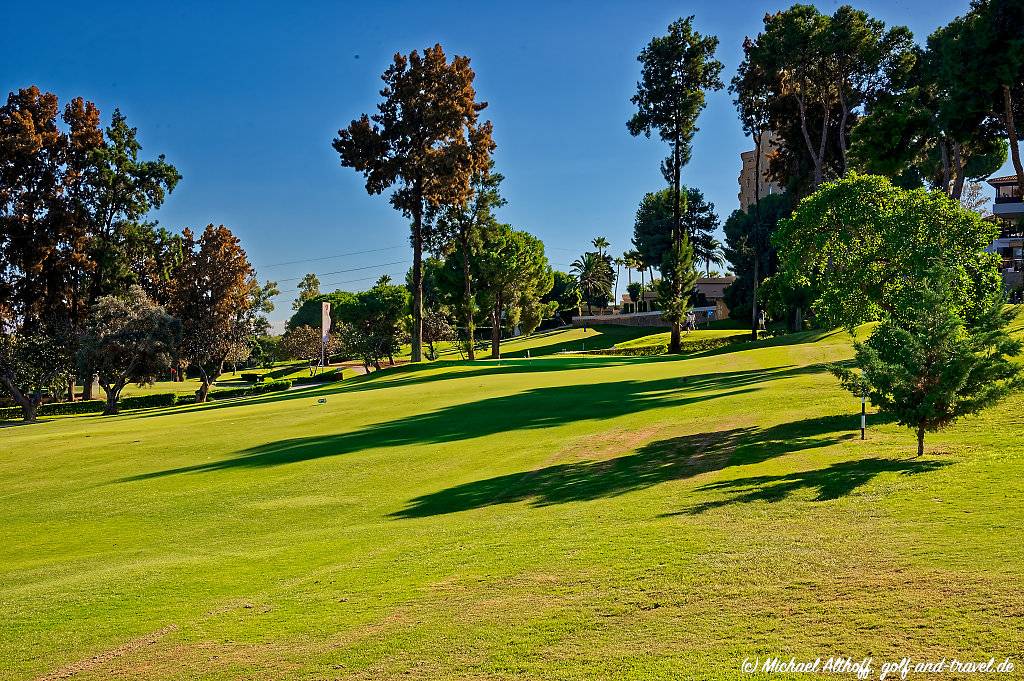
[738,133,783,212]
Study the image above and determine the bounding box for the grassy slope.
[2,326,1023,679]
[497,325,657,357]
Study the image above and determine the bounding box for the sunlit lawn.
[2,317,1023,679]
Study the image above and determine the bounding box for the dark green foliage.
[633,187,719,277]
[848,33,1008,199]
[723,193,792,321]
[335,278,411,370]
[656,234,699,335]
[0,332,74,421]
[731,4,915,192]
[78,286,179,415]
[542,271,582,324]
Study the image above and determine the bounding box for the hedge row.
[292,370,344,385]
[582,333,750,357]
[584,344,669,357]
[207,380,292,400]
[0,380,292,420]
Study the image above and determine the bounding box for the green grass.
[2,323,1023,679]
[497,325,659,357]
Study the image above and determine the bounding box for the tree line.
[725,0,1023,337]
[0,87,277,419]
[717,0,1024,455]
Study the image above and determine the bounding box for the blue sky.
[3,0,1013,328]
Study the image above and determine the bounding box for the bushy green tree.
[832,274,1022,456]
[287,291,357,331]
[772,174,1001,330]
[335,277,411,371]
[542,271,582,324]
[657,233,698,340]
[723,193,794,334]
[424,166,505,361]
[0,332,73,421]
[78,286,179,415]
[292,273,321,311]
[476,226,553,358]
[633,187,719,276]
[849,35,1007,199]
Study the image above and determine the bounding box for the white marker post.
[861,393,867,440]
[319,301,331,377]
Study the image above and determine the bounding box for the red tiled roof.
[988,174,1022,186]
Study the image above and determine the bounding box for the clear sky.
[3,0,1013,329]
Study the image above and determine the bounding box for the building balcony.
[992,200,1024,219]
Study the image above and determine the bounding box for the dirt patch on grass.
[35,624,178,680]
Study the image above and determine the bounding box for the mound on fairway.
[1,328,1022,679]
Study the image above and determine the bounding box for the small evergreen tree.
[832,275,1022,456]
[657,231,699,342]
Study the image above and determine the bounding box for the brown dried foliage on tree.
[333,44,495,362]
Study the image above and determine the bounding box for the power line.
[258,244,405,269]
[273,259,410,283]
[277,267,411,295]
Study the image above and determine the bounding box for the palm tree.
[694,234,726,277]
[592,236,610,257]
[571,251,614,316]
[622,249,647,312]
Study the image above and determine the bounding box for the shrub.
[240,372,265,383]
[292,369,344,385]
[121,393,179,409]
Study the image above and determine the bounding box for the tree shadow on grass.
[670,456,950,516]
[389,412,897,519]
[117,365,820,483]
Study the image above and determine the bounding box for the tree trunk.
[916,424,926,458]
[102,385,122,416]
[1,376,41,422]
[669,134,682,355]
[939,140,951,194]
[410,186,424,363]
[66,376,75,402]
[795,95,824,188]
[613,262,620,307]
[751,252,759,342]
[950,141,966,200]
[639,269,645,312]
[461,236,476,361]
[491,306,502,359]
[837,88,850,175]
[83,371,98,400]
[1004,85,1024,198]
[196,366,212,403]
